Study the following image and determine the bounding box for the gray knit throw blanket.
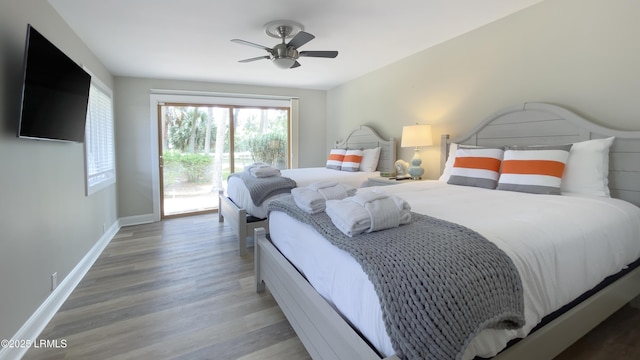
[268,196,525,360]
[229,172,296,206]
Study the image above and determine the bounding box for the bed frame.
[219,125,397,256]
[254,102,640,359]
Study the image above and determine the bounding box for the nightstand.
[367,176,422,186]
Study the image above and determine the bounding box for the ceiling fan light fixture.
[232,20,337,69]
[272,57,296,69]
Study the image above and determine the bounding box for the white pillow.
[438,143,459,182]
[360,147,381,172]
[561,137,615,197]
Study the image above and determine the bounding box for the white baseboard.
[0,222,120,360]
[118,213,156,227]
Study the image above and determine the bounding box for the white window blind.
[84,75,115,195]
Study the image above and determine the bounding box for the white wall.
[0,0,116,341]
[327,0,640,179]
[114,77,327,219]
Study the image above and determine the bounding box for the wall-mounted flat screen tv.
[18,24,91,143]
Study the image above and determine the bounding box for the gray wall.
[4,0,640,345]
[0,0,117,340]
[114,77,327,219]
[327,0,640,179]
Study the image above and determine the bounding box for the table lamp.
[401,124,433,179]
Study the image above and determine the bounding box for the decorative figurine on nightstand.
[394,160,410,179]
[401,123,433,180]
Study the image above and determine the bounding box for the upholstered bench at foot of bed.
[218,190,268,256]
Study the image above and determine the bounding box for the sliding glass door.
[158,103,289,218]
[232,107,289,171]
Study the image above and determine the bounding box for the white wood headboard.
[336,125,397,173]
[441,102,640,207]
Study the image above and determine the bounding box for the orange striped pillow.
[497,145,572,194]
[341,149,364,172]
[447,148,504,189]
[326,149,346,170]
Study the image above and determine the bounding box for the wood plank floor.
[24,214,310,360]
[23,213,640,360]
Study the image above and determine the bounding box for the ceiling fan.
[231,20,338,69]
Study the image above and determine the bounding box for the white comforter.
[268,180,640,359]
[226,167,379,218]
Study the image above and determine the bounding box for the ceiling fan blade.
[299,51,338,58]
[290,61,301,69]
[287,31,315,49]
[238,56,270,63]
[231,39,271,52]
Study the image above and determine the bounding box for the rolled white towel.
[291,187,325,214]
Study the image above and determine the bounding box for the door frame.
[157,103,229,219]
[149,91,297,222]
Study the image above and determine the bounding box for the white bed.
[254,103,640,360]
[219,125,396,256]
[268,181,640,359]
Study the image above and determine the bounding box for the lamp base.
[408,148,424,180]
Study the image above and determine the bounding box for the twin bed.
[219,125,396,256]
[253,103,640,360]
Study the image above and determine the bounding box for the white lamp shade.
[401,124,433,148]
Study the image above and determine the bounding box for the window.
[84,74,115,195]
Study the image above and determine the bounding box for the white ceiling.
[49,0,543,90]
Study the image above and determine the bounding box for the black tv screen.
[18,24,91,143]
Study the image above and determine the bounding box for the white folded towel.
[364,196,400,232]
[291,182,357,214]
[348,191,389,206]
[244,162,269,172]
[325,199,371,236]
[317,184,355,200]
[291,187,325,214]
[389,194,412,224]
[325,190,411,236]
[248,165,281,178]
[308,181,339,191]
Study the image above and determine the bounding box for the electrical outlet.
[103,223,107,233]
[51,272,58,291]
